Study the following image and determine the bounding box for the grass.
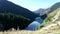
[0,26,60,34]
[36,8,60,30]
[43,8,60,26]
[0,22,60,34]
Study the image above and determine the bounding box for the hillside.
[45,2,60,14]
[0,13,32,31]
[0,1,60,34]
[36,8,60,30]
[0,0,40,31]
[36,2,60,30]
[0,0,39,22]
[34,8,45,15]
[34,8,47,20]
[44,8,60,26]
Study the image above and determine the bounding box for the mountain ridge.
[36,2,60,30]
[0,0,39,21]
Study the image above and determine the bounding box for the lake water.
[25,21,40,30]
[25,17,43,30]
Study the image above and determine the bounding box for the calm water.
[25,17,43,30]
[25,21,40,30]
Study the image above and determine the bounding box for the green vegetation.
[36,7,60,30]
[45,2,60,14]
[0,13,30,20]
[0,13,31,30]
[36,24,44,30]
[44,8,60,26]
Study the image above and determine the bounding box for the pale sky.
[8,0,60,11]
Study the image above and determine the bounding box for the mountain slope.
[34,8,47,20]
[0,0,39,21]
[45,2,60,14]
[44,8,60,26]
[43,2,60,26]
[36,2,60,30]
[38,8,60,29]
[0,0,40,30]
[34,9,45,15]
[0,13,31,31]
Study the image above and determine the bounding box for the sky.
[8,0,60,11]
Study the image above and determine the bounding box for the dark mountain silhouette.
[0,0,40,31]
[0,0,39,21]
[0,13,31,31]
